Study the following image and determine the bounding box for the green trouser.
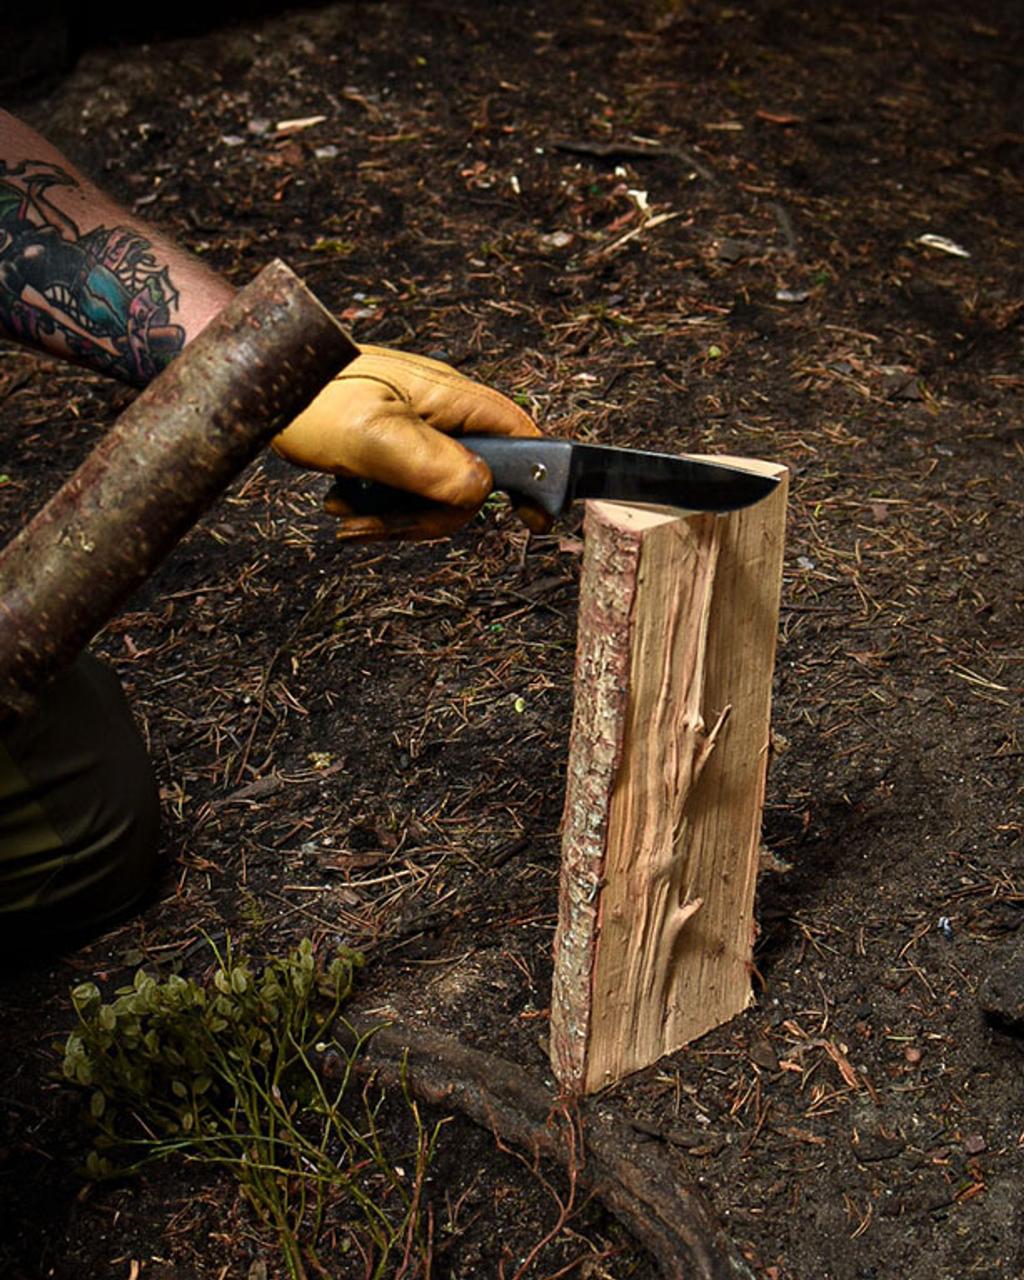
[0,653,160,953]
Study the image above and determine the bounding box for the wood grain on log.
[0,260,357,720]
[552,463,788,1093]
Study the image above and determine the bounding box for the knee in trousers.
[0,653,161,947]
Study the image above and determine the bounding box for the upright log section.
[551,459,788,1094]
[0,260,357,721]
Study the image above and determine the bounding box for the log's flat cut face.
[551,459,788,1094]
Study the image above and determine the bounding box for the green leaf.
[85,1150,111,1180]
[310,237,355,256]
[71,983,101,1014]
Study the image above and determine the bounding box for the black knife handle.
[324,436,574,519]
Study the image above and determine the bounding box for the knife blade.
[325,436,778,520]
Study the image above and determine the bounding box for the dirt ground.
[1,0,1022,1276]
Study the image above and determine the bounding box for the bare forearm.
[0,111,234,386]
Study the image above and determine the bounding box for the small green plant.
[310,236,356,256]
[63,938,441,1279]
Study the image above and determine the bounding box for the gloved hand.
[272,345,548,540]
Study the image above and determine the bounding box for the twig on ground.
[552,136,718,184]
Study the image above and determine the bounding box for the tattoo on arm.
[0,159,185,386]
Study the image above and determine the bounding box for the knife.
[326,436,778,519]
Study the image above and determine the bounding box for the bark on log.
[552,465,788,1093]
[0,259,357,720]
[336,1016,753,1280]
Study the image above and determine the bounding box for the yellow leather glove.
[272,345,547,541]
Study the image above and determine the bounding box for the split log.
[0,259,357,720]
[336,1016,753,1280]
[551,462,788,1093]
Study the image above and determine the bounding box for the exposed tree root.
[337,1017,754,1280]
